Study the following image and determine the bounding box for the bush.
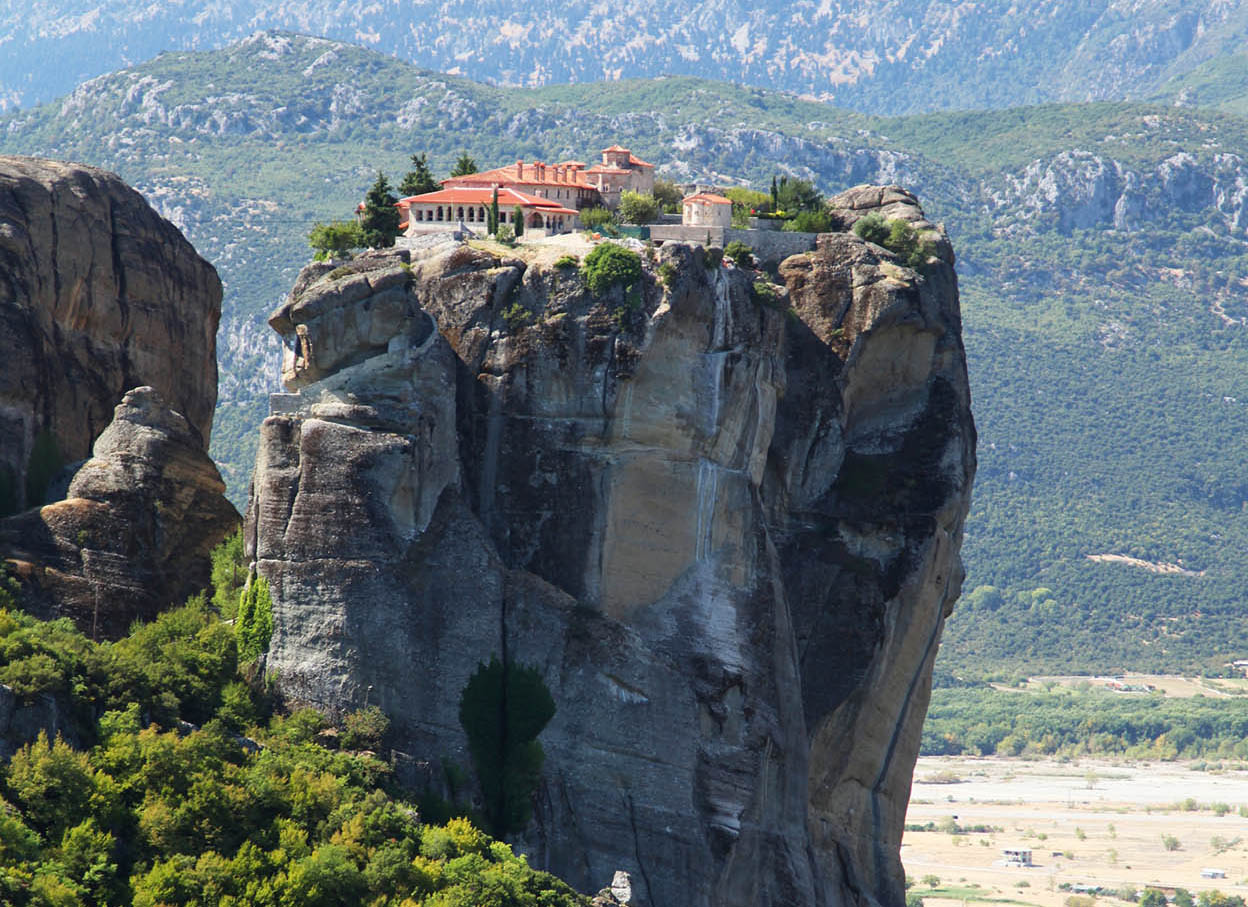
[853,213,890,245]
[494,223,515,244]
[553,254,579,269]
[581,243,642,294]
[724,240,754,267]
[784,209,834,233]
[307,220,365,261]
[752,280,781,308]
[618,191,660,224]
[580,207,614,230]
[658,262,677,287]
[1162,833,1182,851]
[210,526,246,618]
[341,706,390,752]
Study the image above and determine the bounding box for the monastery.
[398,143,662,237]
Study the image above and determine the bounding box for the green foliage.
[236,574,274,663]
[488,187,500,235]
[458,657,556,837]
[0,564,19,611]
[495,223,515,244]
[24,429,63,510]
[774,176,822,213]
[723,240,754,267]
[4,732,99,841]
[360,171,400,248]
[512,205,524,238]
[553,254,579,269]
[784,209,833,233]
[341,706,391,752]
[617,190,660,224]
[502,301,533,331]
[579,206,615,230]
[657,261,677,287]
[307,219,364,261]
[652,178,683,213]
[399,152,438,196]
[751,280,781,309]
[450,154,478,177]
[581,243,642,295]
[1162,833,1182,851]
[853,213,890,245]
[209,526,246,618]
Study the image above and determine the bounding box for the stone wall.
[650,223,819,264]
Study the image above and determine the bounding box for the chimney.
[516,160,524,179]
[555,165,564,182]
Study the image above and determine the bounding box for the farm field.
[905,757,1248,907]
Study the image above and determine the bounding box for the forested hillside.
[2,33,1246,677]
[3,0,1248,114]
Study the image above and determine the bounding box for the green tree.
[1141,890,1169,907]
[236,574,274,662]
[580,206,614,230]
[24,429,63,509]
[5,732,98,841]
[785,209,833,233]
[399,153,438,196]
[512,206,524,239]
[652,178,683,212]
[1175,890,1195,907]
[581,243,642,294]
[724,240,754,268]
[770,174,779,211]
[458,658,555,836]
[775,176,822,213]
[360,172,399,249]
[209,526,246,618]
[307,220,365,261]
[488,187,500,235]
[1162,833,1182,851]
[450,154,478,177]
[618,190,660,224]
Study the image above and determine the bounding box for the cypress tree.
[513,205,525,238]
[489,187,500,235]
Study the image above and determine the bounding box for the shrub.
[752,280,781,309]
[784,209,834,233]
[580,206,614,230]
[1162,833,1182,851]
[724,240,754,267]
[553,254,579,269]
[704,246,724,270]
[307,220,365,261]
[210,527,246,618]
[658,262,677,287]
[494,223,515,244]
[652,178,684,213]
[341,706,390,751]
[581,243,642,294]
[921,874,941,889]
[853,213,890,245]
[618,191,660,224]
[502,301,532,330]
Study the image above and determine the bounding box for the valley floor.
[905,757,1248,906]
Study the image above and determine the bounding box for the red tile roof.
[683,192,733,205]
[399,186,577,212]
[628,154,653,168]
[601,144,629,153]
[442,161,593,188]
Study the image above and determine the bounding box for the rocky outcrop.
[248,184,974,907]
[1,387,239,638]
[0,155,222,514]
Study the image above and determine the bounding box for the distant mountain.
[3,1,1248,114]
[3,33,1248,678]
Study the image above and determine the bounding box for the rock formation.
[0,157,238,637]
[248,186,975,907]
[0,387,239,637]
[0,155,221,515]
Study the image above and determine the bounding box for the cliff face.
[248,185,975,907]
[0,157,237,636]
[0,155,221,514]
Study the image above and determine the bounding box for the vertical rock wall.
[249,186,975,907]
[0,155,221,513]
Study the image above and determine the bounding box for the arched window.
[436,207,443,221]
[467,207,475,221]
[478,206,486,222]
[457,206,464,221]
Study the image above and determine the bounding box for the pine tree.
[450,154,478,177]
[398,153,438,196]
[360,172,400,248]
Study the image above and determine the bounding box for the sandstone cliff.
[0,157,238,637]
[248,186,975,907]
[0,155,221,514]
[1,387,240,637]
